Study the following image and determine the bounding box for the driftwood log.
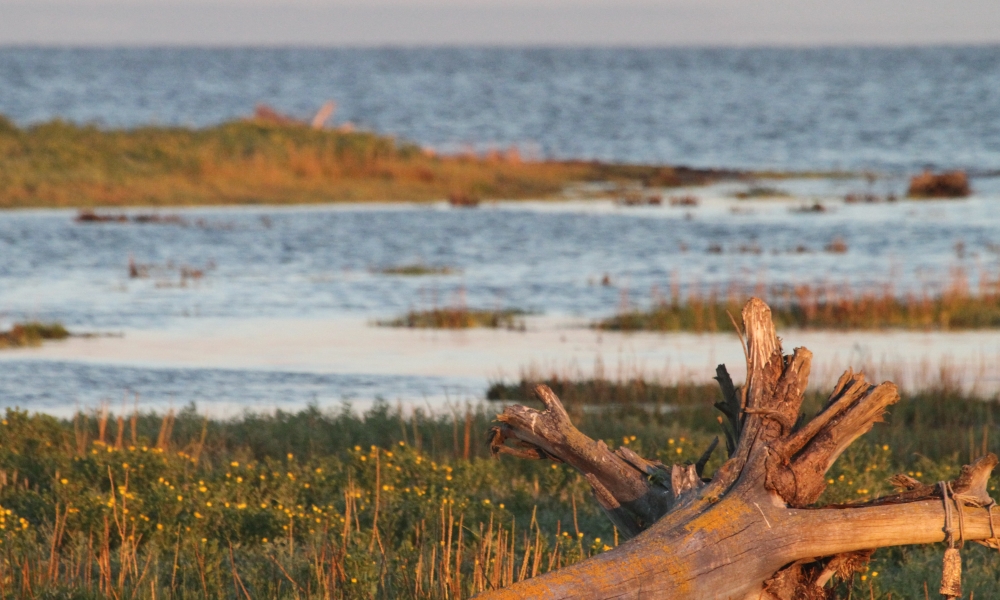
[485,298,999,599]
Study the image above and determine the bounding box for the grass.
[0,371,999,598]
[484,373,1000,466]
[379,308,528,330]
[376,264,457,276]
[597,275,1000,332]
[732,185,792,199]
[0,116,736,208]
[487,378,719,406]
[0,322,69,349]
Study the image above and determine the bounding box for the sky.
[1,0,999,47]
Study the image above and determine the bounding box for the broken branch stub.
[489,384,673,538]
[484,297,999,599]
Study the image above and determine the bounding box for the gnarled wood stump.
[485,298,1000,599]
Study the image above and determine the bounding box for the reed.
[598,271,1000,332]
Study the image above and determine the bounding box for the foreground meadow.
[0,376,998,598]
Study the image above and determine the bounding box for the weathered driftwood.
[485,298,999,599]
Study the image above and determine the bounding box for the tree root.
[485,298,999,599]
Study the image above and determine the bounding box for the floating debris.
[76,210,127,223]
[844,192,897,204]
[791,202,826,213]
[128,257,148,279]
[129,257,215,286]
[133,214,185,225]
[448,191,480,207]
[77,210,187,226]
[252,102,338,130]
[668,195,699,206]
[616,190,662,206]
[824,237,849,253]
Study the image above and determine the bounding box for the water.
[0,360,479,416]
[1,47,1000,172]
[3,46,1000,414]
[3,190,1000,330]
[2,192,1000,413]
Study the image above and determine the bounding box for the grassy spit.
[0,322,69,349]
[0,116,734,208]
[598,279,1000,332]
[379,308,528,330]
[0,374,999,598]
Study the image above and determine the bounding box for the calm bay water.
[5,194,1000,413]
[3,46,1000,413]
[3,192,1000,330]
[1,47,1000,172]
[0,359,479,415]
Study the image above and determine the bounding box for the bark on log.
[485,298,1000,599]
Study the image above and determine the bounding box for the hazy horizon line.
[3,42,1000,50]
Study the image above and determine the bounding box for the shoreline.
[3,316,1000,416]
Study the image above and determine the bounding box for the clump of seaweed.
[380,307,528,330]
[0,322,69,348]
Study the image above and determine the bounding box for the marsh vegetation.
[0,322,69,349]
[376,264,457,276]
[597,275,1000,332]
[0,368,998,598]
[379,308,528,330]
[0,116,735,208]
